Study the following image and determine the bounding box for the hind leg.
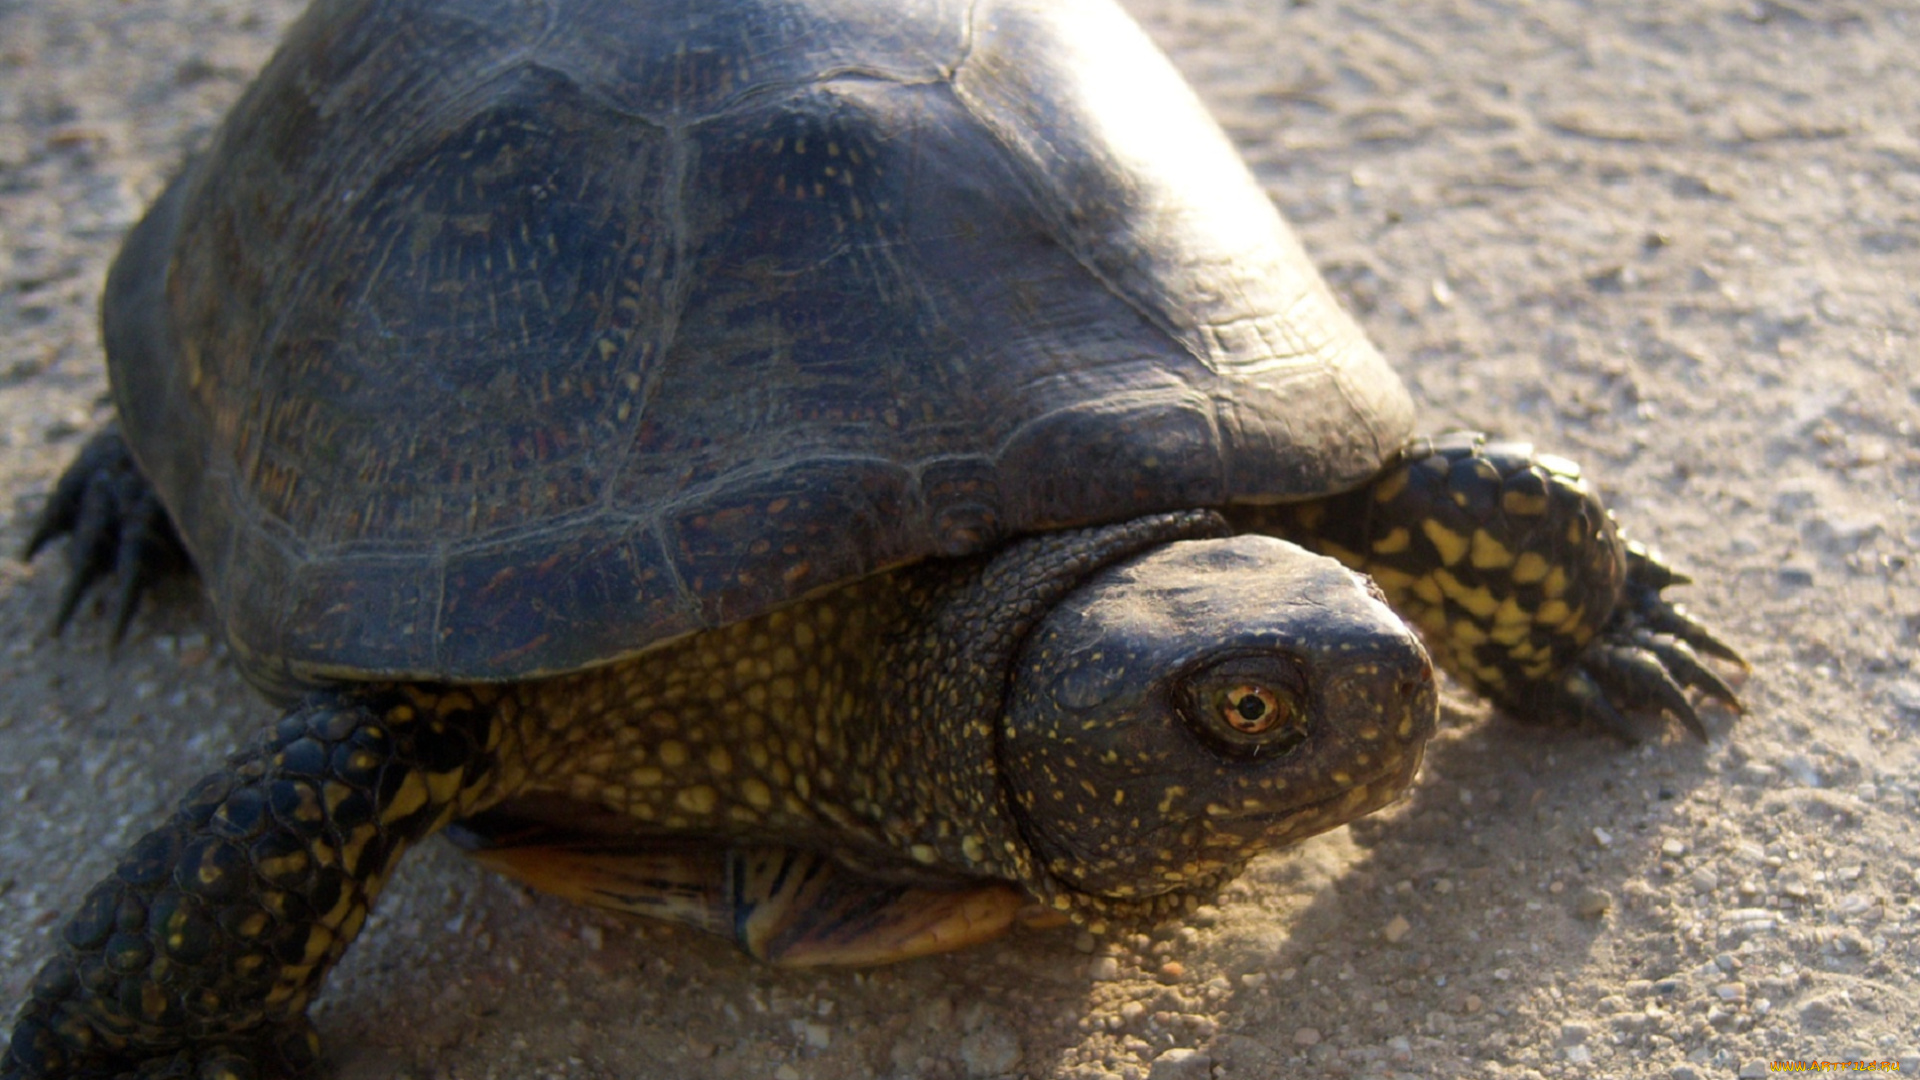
[22,428,190,639]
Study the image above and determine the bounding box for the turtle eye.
[1184,658,1310,758]
[1220,684,1283,733]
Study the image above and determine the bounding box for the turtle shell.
[104,0,1413,686]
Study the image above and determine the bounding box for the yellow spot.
[381,771,429,825]
[1411,574,1445,606]
[658,740,689,767]
[1371,527,1411,554]
[741,778,773,810]
[962,835,985,863]
[1421,519,1469,566]
[1558,605,1590,636]
[1319,541,1365,569]
[340,903,368,943]
[1367,564,1416,598]
[339,825,377,875]
[302,925,334,965]
[1493,594,1530,626]
[318,889,354,931]
[1371,467,1410,503]
[1491,619,1531,647]
[674,785,718,814]
[1511,551,1549,584]
[1536,599,1570,625]
[911,844,938,865]
[235,913,270,939]
[322,782,356,817]
[707,746,733,775]
[1433,569,1500,618]
[1450,619,1488,647]
[1543,566,1569,597]
[1502,490,1550,516]
[426,769,464,805]
[1469,529,1514,569]
[629,766,664,787]
[257,850,309,883]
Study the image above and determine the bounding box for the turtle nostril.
[1398,659,1434,700]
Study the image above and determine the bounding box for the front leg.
[1234,433,1743,740]
[1,686,515,1079]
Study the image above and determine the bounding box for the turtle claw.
[1555,545,1743,742]
[21,428,188,640]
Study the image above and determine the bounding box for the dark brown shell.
[104,0,1413,685]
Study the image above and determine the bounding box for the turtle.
[1,0,1744,1075]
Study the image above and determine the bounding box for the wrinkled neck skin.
[503,512,1230,910]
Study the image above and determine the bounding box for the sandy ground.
[2,0,1917,1077]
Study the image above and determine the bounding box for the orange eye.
[1220,684,1283,734]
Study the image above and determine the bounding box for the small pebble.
[1592,827,1614,847]
[1146,1047,1213,1080]
[958,1020,1021,1077]
[1382,915,1411,944]
[1292,1027,1321,1046]
[1090,957,1120,981]
[1157,961,1185,983]
[774,1067,801,1080]
[1661,839,1687,857]
[1715,984,1747,1003]
[1575,888,1612,919]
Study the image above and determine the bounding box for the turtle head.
[999,534,1436,928]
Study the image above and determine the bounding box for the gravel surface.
[2,0,1917,1077]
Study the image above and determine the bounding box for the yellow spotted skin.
[1234,433,1627,720]
[2,687,522,1080]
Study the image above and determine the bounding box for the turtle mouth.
[1227,748,1425,839]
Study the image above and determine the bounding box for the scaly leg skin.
[1233,433,1744,741]
[21,428,190,640]
[0,686,515,1080]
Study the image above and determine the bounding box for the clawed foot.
[21,428,189,640]
[1520,542,1745,742]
